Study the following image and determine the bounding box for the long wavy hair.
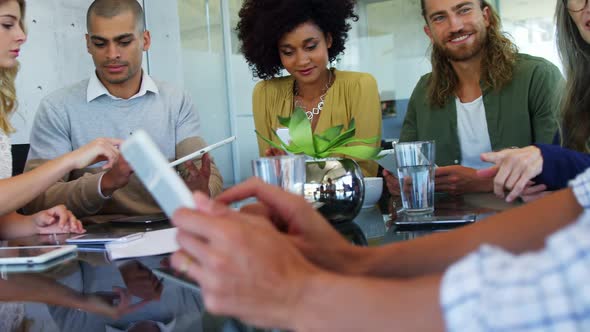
[422,0,518,107]
[556,0,590,152]
[0,0,25,135]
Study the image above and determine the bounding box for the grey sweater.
[24,78,223,218]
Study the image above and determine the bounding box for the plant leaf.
[278,115,290,128]
[335,136,380,146]
[322,127,357,151]
[255,130,287,151]
[328,145,381,160]
[313,135,332,153]
[288,108,315,156]
[255,112,382,160]
[317,124,344,141]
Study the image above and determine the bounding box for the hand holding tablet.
[121,130,196,217]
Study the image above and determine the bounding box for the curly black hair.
[236,0,358,80]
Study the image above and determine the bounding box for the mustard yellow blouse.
[252,69,382,176]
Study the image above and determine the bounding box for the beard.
[435,29,487,62]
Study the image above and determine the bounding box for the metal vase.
[304,158,365,223]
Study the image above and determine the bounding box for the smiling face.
[278,21,332,86]
[85,10,150,88]
[0,0,25,69]
[568,0,590,44]
[423,0,490,62]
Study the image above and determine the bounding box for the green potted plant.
[256,108,381,223]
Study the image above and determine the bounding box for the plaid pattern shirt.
[441,168,590,331]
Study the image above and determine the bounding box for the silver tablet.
[0,245,77,265]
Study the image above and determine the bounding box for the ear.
[482,5,491,28]
[85,34,91,53]
[325,32,333,49]
[142,30,151,51]
[423,25,434,43]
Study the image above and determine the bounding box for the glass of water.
[395,141,436,215]
[251,155,306,195]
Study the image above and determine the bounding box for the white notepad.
[106,228,178,261]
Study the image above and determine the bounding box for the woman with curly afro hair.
[236,0,382,176]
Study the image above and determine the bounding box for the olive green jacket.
[400,53,564,166]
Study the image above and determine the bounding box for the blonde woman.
[0,0,121,239]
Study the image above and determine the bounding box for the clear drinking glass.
[395,141,436,215]
[251,155,306,195]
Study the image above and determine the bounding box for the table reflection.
[46,256,203,331]
[0,254,205,331]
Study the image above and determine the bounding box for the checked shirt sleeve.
[440,168,590,331]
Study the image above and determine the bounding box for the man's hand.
[435,165,493,195]
[382,169,400,197]
[84,287,150,319]
[170,190,324,329]
[265,147,287,157]
[32,205,85,234]
[100,157,133,197]
[181,153,211,196]
[215,178,361,274]
[119,261,163,301]
[477,146,543,202]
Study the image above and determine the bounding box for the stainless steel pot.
[304,158,365,223]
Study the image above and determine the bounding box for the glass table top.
[0,192,518,331]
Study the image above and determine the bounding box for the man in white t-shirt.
[385,0,563,196]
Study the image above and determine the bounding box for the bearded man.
[385,0,564,195]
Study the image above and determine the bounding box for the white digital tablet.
[121,129,196,217]
[0,252,78,273]
[0,245,77,265]
[65,232,144,245]
[169,136,236,167]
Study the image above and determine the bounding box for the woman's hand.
[67,137,123,170]
[519,184,552,203]
[32,205,85,234]
[478,146,543,202]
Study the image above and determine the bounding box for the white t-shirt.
[456,96,493,170]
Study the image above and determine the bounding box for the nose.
[295,50,311,67]
[106,43,120,60]
[15,24,26,45]
[447,14,465,33]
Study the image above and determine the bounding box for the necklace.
[293,70,333,120]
